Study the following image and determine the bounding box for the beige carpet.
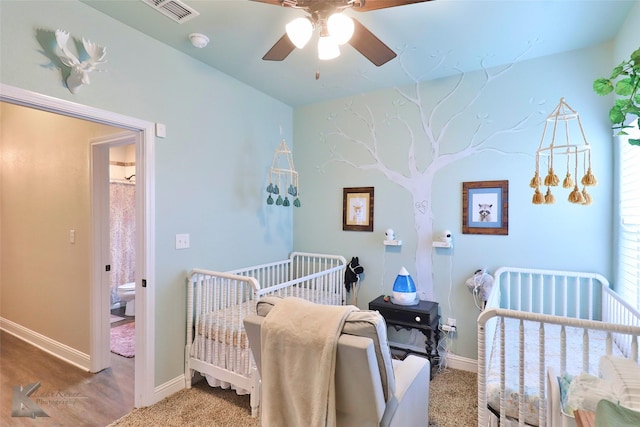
[108,368,477,427]
[429,368,478,427]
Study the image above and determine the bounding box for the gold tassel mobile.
[531,98,595,206]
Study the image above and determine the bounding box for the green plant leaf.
[615,78,635,96]
[593,78,613,95]
[609,105,625,124]
[591,48,639,147]
[610,64,626,79]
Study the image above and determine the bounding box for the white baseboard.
[388,339,477,373]
[151,375,186,405]
[0,317,91,371]
[443,352,477,373]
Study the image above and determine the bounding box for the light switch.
[69,229,76,244]
[156,123,166,138]
[176,233,190,249]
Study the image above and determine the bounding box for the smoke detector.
[189,33,209,48]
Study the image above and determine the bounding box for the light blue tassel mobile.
[265,139,301,208]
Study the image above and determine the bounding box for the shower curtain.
[110,182,136,306]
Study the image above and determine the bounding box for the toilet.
[117,282,136,316]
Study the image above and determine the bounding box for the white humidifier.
[391,267,418,306]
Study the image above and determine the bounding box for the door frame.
[0,83,156,408]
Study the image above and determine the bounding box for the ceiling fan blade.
[263,34,296,61]
[348,18,396,66]
[354,0,431,12]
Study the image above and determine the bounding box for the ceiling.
[81,0,635,107]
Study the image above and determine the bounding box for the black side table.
[369,295,440,376]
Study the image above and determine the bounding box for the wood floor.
[1,316,134,426]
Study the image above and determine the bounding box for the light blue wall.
[2,0,638,389]
[293,44,617,360]
[614,1,640,62]
[1,1,293,385]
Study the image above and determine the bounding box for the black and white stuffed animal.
[344,256,364,293]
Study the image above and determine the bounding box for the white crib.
[477,267,640,427]
[185,252,346,417]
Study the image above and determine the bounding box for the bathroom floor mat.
[110,322,135,358]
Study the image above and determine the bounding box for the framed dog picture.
[462,180,508,235]
[343,187,374,232]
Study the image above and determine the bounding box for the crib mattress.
[194,288,342,347]
[196,301,254,349]
[486,317,622,426]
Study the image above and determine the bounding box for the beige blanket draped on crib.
[261,297,357,427]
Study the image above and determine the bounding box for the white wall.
[110,144,136,181]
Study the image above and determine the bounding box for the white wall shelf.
[384,239,402,246]
[432,241,452,248]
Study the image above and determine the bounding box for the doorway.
[109,142,137,324]
[0,83,156,408]
[92,136,138,369]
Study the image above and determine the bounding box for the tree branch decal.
[319,43,543,300]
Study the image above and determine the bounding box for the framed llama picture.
[343,187,374,232]
[462,180,508,235]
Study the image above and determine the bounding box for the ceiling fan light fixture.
[327,13,354,45]
[318,35,340,60]
[285,17,313,49]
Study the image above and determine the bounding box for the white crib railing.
[477,267,640,427]
[185,252,346,417]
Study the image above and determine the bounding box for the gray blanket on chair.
[260,297,357,427]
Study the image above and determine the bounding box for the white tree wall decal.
[319,44,544,300]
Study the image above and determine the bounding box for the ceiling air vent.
[141,0,200,24]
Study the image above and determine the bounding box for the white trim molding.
[0,318,91,371]
[152,375,187,405]
[443,352,477,373]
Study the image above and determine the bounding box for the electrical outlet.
[442,324,457,332]
[447,317,456,327]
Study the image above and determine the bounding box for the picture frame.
[343,187,374,232]
[462,180,508,235]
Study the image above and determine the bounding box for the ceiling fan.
[252,0,431,66]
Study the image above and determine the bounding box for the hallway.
[1,330,134,426]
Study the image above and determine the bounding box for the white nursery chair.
[243,296,431,427]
